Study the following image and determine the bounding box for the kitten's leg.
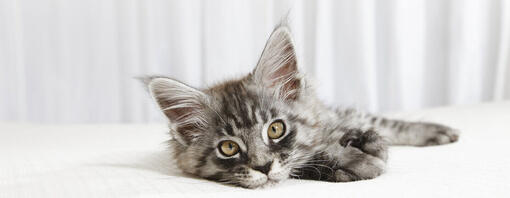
[334,129,388,182]
[293,129,387,182]
[336,109,460,146]
[374,119,460,146]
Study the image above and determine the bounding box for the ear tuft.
[253,26,301,101]
[146,77,209,145]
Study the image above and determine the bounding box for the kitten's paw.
[339,129,388,161]
[333,157,386,182]
[339,129,363,148]
[334,169,358,182]
[423,125,460,146]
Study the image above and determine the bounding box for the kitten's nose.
[252,161,272,174]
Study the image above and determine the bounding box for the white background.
[1,0,510,123]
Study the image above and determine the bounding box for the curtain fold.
[1,0,509,123]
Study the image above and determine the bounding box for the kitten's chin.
[262,179,285,188]
[240,178,289,189]
[268,170,290,181]
[244,169,289,189]
[244,175,289,189]
[243,179,283,189]
[240,169,268,189]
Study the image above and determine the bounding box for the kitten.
[143,25,459,188]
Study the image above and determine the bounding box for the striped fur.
[144,25,459,188]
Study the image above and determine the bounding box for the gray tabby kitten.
[144,25,459,188]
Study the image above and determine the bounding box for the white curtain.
[1,0,510,123]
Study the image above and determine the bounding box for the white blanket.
[1,102,509,197]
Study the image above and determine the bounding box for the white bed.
[1,102,509,198]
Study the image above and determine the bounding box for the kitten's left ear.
[253,26,302,101]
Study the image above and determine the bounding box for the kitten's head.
[146,26,319,188]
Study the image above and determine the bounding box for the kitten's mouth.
[242,166,289,188]
[243,175,285,189]
[255,179,282,189]
[253,175,288,189]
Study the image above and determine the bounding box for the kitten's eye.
[268,120,286,139]
[218,140,240,157]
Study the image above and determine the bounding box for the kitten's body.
[145,25,459,188]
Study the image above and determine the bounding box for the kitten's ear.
[145,77,208,145]
[253,26,301,101]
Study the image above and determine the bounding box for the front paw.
[339,129,364,148]
[423,124,460,146]
[339,129,388,161]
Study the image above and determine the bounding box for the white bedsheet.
[1,102,510,198]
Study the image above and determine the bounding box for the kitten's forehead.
[207,78,277,131]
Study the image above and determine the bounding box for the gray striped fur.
[144,25,459,188]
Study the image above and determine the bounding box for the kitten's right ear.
[143,76,209,145]
[252,26,302,101]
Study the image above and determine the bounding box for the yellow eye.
[218,140,240,157]
[268,120,286,139]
